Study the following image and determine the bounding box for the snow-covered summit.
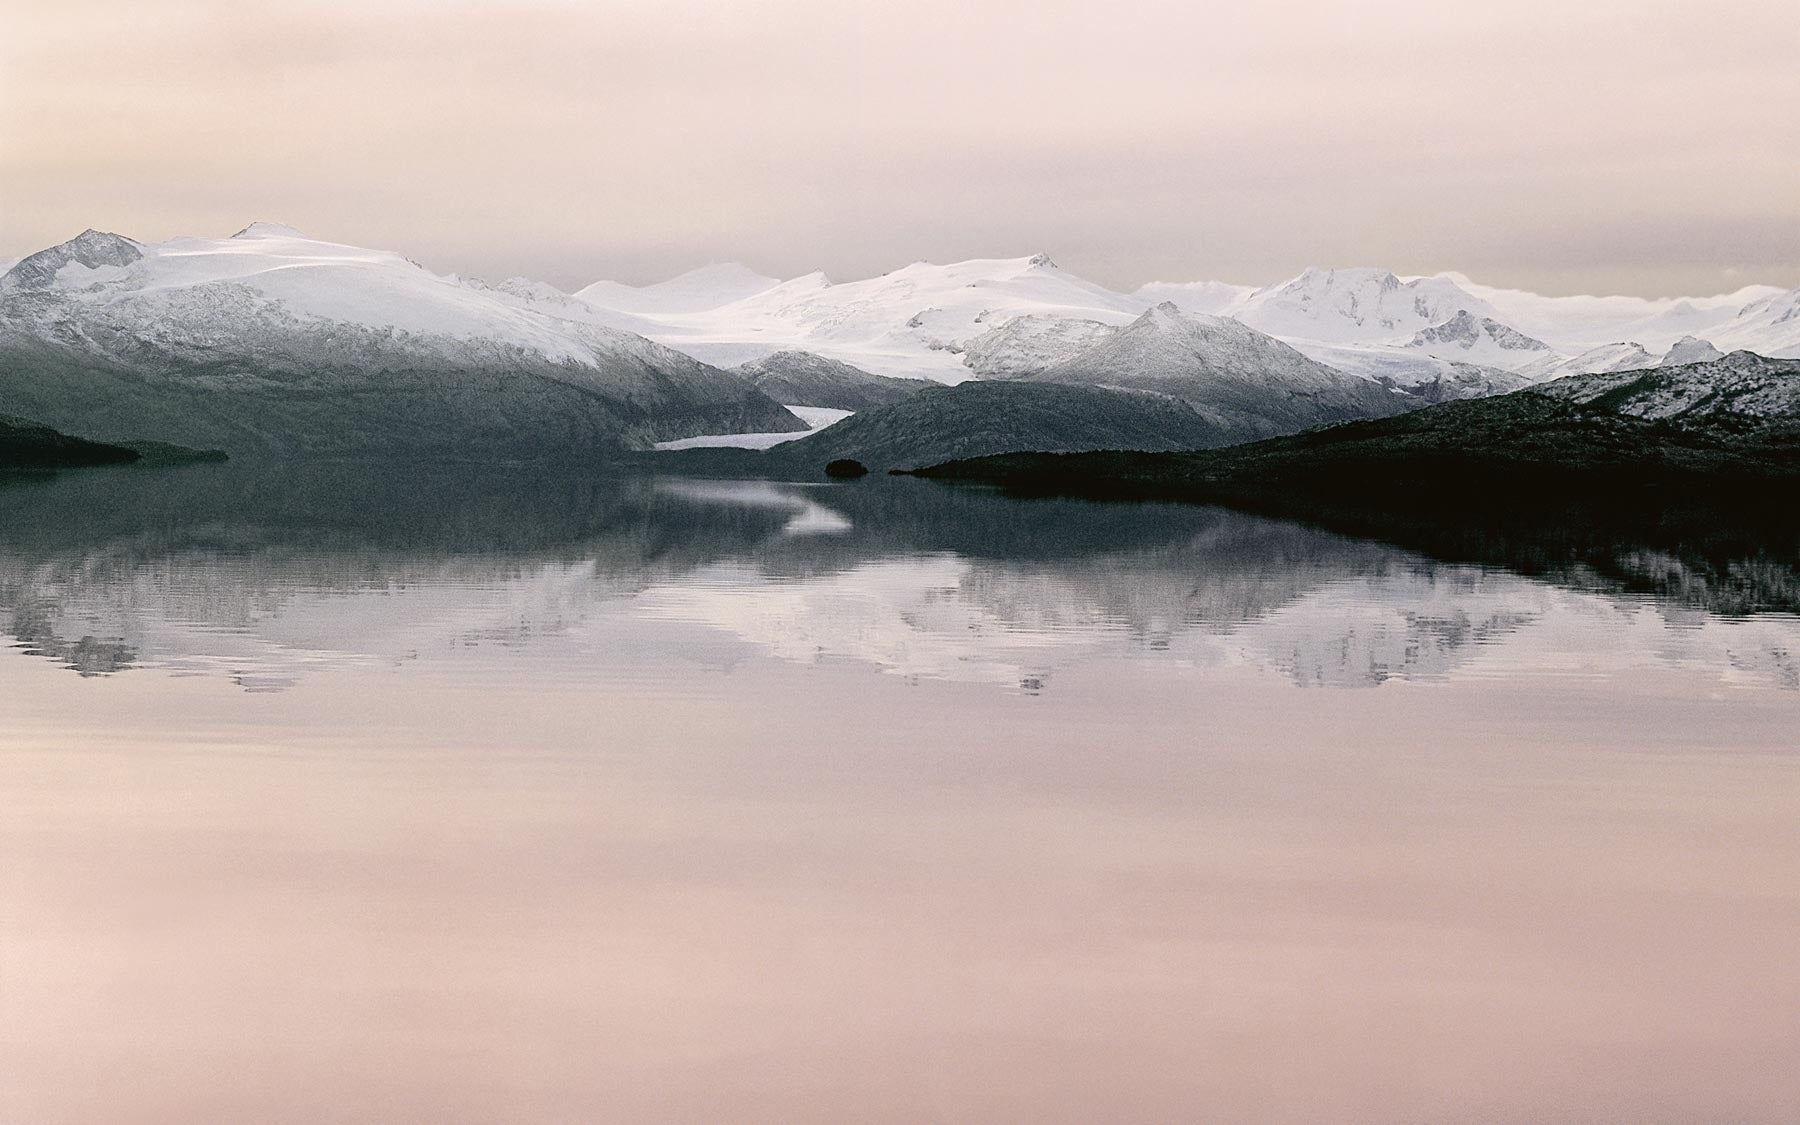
[1659,335,1725,367]
[960,314,1120,379]
[574,253,1144,380]
[575,263,783,314]
[1707,288,1800,359]
[1021,302,1408,442]
[1519,341,1658,383]
[1409,310,1547,352]
[0,223,668,365]
[1038,301,1386,393]
[1401,310,1556,372]
[1431,273,1789,353]
[1,228,144,291]
[1229,267,1500,344]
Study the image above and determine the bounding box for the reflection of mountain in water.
[1,464,1796,691]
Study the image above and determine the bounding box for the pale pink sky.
[2,0,1796,295]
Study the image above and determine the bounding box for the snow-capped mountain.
[1272,308,1551,403]
[1402,310,1556,370]
[1,228,146,290]
[9,221,1797,461]
[0,225,800,457]
[1225,268,1504,344]
[1520,341,1659,383]
[959,314,1121,379]
[1708,287,1800,358]
[1023,302,1408,442]
[573,254,1146,381]
[1431,273,1790,354]
[575,263,782,314]
[574,254,1799,398]
[1659,335,1725,366]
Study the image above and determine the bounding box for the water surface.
[2,464,1796,1122]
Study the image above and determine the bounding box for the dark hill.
[736,351,933,410]
[907,361,1800,537]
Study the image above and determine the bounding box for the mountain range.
[3,222,1797,464]
[574,256,1800,393]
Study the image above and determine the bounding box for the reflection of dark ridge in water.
[9,595,135,676]
[923,473,1800,618]
[0,462,1796,689]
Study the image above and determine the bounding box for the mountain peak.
[1,228,143,291]
[1407,309,1549,354]
[1659,335,1725,367]
[231,221,308,240]
[1135,301,1199,332]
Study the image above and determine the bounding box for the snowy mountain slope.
[575,263,782,314]
[959,314,1121,379]
[1023,303,1410,442]
[1534,351,1800,424]
[1277,309,1548,401]
[1227,268,1503,344]
[574,254,1146,381]
[4,223,663,362]
[1401,310,1557,372]
[1289,340,1529,402]
[1434,272,1788,353]
[0,226,802,457]
[1708,288,1800,359]
[1519,341,1659,382]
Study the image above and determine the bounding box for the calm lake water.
[3,463,1797,1122]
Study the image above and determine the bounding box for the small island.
[0,414,227,471]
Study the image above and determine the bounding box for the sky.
[2,0,1797,296]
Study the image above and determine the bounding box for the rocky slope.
[1534,351,1800,425]
[734,350,932,410]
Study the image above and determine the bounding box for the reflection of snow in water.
[4,477,1798,693]
[633,558,1800,692]
[657,478,853,536]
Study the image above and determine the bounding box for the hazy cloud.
[2,0,1796,295]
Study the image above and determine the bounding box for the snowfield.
[654,406,852,451]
